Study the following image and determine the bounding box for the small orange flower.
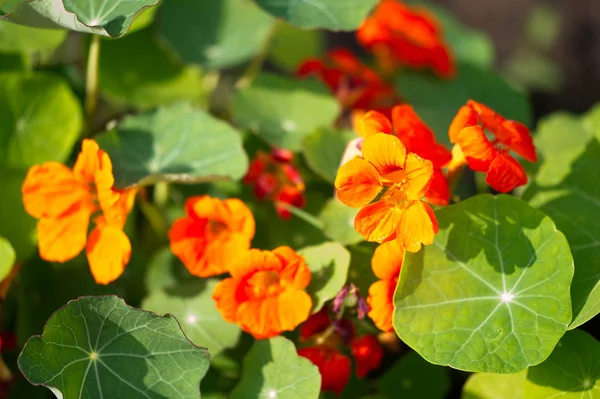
[358,105,452,205]
[244,149,305,219]
[367,240,404,332]
[297,48,396,112]
[335,133,438,251]
[298,346,351,396]
[357,0,455,78]
[212,247,311,339]
[169,196,255,277]
[21,140,136,285]
[350,335,385,378]
[448,100,537,193]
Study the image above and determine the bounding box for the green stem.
[154,182,169,207]
[85,35,101,118]
[275,201,324,230]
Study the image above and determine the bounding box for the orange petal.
[372,240,404,280]
[235,289,312,339]
[229,248,282,279]
[95,149,119,213]
[200,232,253,277]
[22,163,92,219]
[455,126,497,172]
[425,168,450,206]
[212,277,243,323]
[367,278,397,332]
[351,335,384,378]
[485,152,528,193]
[361,133,407,178]
[449,105,479,143]
[298,346,351,396]
[73,139,100,182]
[404,153,434,200]
[396,200,438,252]
[391,104,435,144]
[360,110,393,138]
[86,225,131,285]
[37,203,93,263]
[355,200,401,243]
[223,198,256,239]
[467,100,505,133]
[273,246,312,290]
[335,157,382,208]
[497,120,538,162]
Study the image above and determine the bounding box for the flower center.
[248,271,283,298]
[207,220,228,236]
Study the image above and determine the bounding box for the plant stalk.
[85,35,101,118]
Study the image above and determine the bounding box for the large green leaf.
[299,242,350,313]
[461,371,526,399]
[0,20,66,53]
[378,352,450,399]
[99,28,204,109]
[0,237,15,282]
[142,279,242,357]
[254,0,377,30]
[0,72,83,169]
[158,0,275,70]
[394,194,573,373]
[302,128,354,183]
[523,108,600,329]
[231,336,321,399]
[1,0,159,37]
[96,102,249,188]
[18,296,210,398]
[233,73,339,151]
[318,199,363,246]
[396,63,531,145]
[524,330,600,398]
[268,22,323,72]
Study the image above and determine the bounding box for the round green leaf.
[0,20,66,53]
[302,128,354,183]
[0,72,83,169]
[395,63,531,145]
[378,352,450,399]
[18,295,210,398]
[254,0,377,30]
[523,109,600,329]
[233,73,340,151]
[268,22,323,72]
[318,199,363,246]
[394,194,573,373]
[142,279,241,357]
[0,237,15,282]
[1,0,159,37]
[231,336,321,399]
[144,248,180,292]
[524,330,600,398]
[158,0,275,70]
[99,28,204,109]
[461,371,526,399]
[96,102,249,188]
[299,241,350,313]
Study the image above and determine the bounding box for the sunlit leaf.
[461,371,526,399]
[233,73,339,151]
[96,102,249,188]
[0,20,66,53]
[254,0,377,30]
[158,0,275,70]
[394,194,573,373]
[142,279,242,357]
[231,336,321,399]
[18,296,210,398]
[0,72,83,169]
[0,237,15,282]
[268,22,323,72]
[524,330,600,398]
[303,128,354,183]
[318,199,363,246]
[299,242,350,313]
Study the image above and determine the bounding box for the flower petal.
[230,248,282,279]
[37,203,93,262]
[273,246,312,290]
[351,335,384,378]
[298,346,351,396]
[497,120,538,162]
[467,100,505,132]
[86,225,131,285]
[299,308,331,340]
[455,126,497,172]
[372,240,404,280]
[425,168,450,206]
[360,110,393,138]
[223,198,256,239]
[485,152,528,193]
[367,278,397,332]
[335,157,382,208]
[73,139,100,182]
[449,105,478,143]
[212,277,244,323]
[355,200,401,243]
[396,200,438,252]
[404,153,434,200]
[361,133,407,178]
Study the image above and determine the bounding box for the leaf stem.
[275,201,324,230]
[154,182,169,207]
[85,35,101,118]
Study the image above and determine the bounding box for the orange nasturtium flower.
[169,196,255,277]
[297,48,396,112]
[448,100,538,193]
[21,139,136,285]
[335,133,438,252]
[357,0,455,78]
[357,104,452,205]
[212,247,312,339]
[367,240,404,332]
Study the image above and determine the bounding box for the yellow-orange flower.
[21,139,136,285]
[212,247,312,339]
[367,240,404,332]
[169,196,255,277]
[334,133,438,251]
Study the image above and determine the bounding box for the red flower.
[357,0,455,78]
[297,346,352,396]
[297,48,396,112]
[350,335,385,378]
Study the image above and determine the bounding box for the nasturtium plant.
[461,371,526,399]
[18,296,210,398]
[0,237,15,282]
[0,20,67,53]
[303,128,354,183]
